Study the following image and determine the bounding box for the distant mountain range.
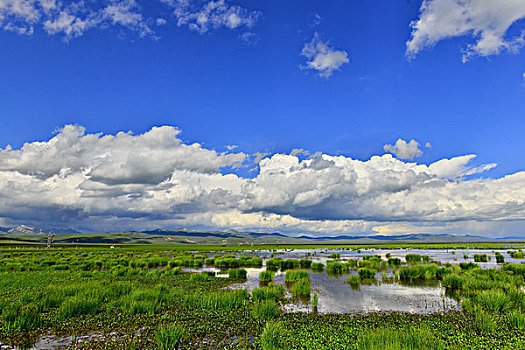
[0,225,523,245]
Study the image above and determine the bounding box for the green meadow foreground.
[1,244,525,349]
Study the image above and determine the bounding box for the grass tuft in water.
[259,270,274,283]
[284,269,309,283]
[228,268,247,280]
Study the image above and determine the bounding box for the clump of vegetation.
[405,254,422,264]
[189,272,209,282]
[291,278,311,298]
[228,268,247,280]
[357,327,443,350]
[474,254,489,262]
[328,253,340,259]
[259,270,274,283]
[156,324,184,350]
[442,273,464,290]
[252,300,280,322]
[475,290,510,313]
[507,310,525,330]
[311,262,324,271]
[459,262,478,270]
[260,322,285,350]
[357,267,375,280]
[398,264,440,281]
[2,303,41,331]
[265,258,282,271]
[509,251,524,259]
[284,269,309,283]
[495,252,505,264]
[280,259,300,270]
[387,257,401,267]
[347,274,361,285]
[326,261,348,275]
[312,292,318,309]
[252,284,285,302]
[299,259,312,268]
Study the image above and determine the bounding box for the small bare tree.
[47,232,55,249]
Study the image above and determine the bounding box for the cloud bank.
[407,0,525,61]
[0,125,523,237]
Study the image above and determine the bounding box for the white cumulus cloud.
[383,138,424,160]
[0,126,523,237]
[406,0,525,61]
[300,33,349,78]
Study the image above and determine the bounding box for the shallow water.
[187,247,525,314]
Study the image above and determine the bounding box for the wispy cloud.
[162,0,260,34]
[0,0,261,40]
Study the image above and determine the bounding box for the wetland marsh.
[1,243,525,349]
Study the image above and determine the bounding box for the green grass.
[260,322,285,350]
[311,262,324,271]
[357,327,443,350]
[56,295,101,320]
[2,303,41,331]
[252,300,281,322]
[507,310,525,330]
[227,268,247,280]
[474,254,489,262]
[475,290,511,313]
[347,274,361,285]
[252,285,285,302]
[155,323,184,350]
[259,270,274,283]
[357,267,375,279]
[509,251,524,259]
[284,269,309,282]
[189,272,209,282]
[398,264,439,281]
[291,278,311,298]
[2,244,525,349]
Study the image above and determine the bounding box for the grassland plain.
[0,243,524,349]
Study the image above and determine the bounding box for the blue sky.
[0,0,524,236]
